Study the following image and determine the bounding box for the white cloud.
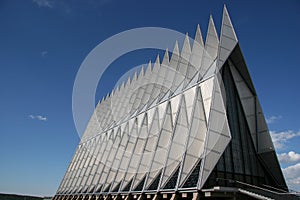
[270,130,300,149]
[29,115,35,119]
[278,151,300,164]
[28,115,47,121]
[282,163,300,191]
[32,0,54,8]
[266,115,282,124]
[36,115,47,121]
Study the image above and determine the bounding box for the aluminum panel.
[160,96,189,188]
[179,87,207,187]
[200,77,214,121]
[145,102,173,189]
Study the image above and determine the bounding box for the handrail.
[262,184,289,193]
[215,178,300,196]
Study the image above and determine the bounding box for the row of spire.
[100,5,236,104]
[81,5,238,143]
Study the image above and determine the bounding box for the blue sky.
[0,0,299,196]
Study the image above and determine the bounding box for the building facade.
[53,6,293,200]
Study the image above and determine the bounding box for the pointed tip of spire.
[155,54,160,64]
[110,89,115,97]
[137,65,144,80]
[206,14,219,43]
[209,14,215,25]
[221,4,238,41]
[146,60,152,73]
[153,55,160,72]
[98,100,103,107]
[182,32,191,56]
[204,14,220,60]
[121,81,125,88]
[184,32,191,45]
[194,24,204,46]
[138,65,144,79]
[173,40,180,55]
[208,15,217,33]
[184,32,189,41]
[223,4,230,21]
[196,24,201,37]
[132,71,138,82]
[152,55,160,71]
[141,64,145,73]
[105,93,110,100]
[217,4,238,69]
[147,60,152,71]
[223,4,228,12]
[165,48,169,54]
[162,48,170,66]
[125,76,131,87]
[116,84,121,93]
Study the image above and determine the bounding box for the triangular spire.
[162,48,170,67]
[96,99,101,107]
[223,5,237,41]
[198,16,219,80]
[138,65,144,80]
[173,33,191,91]
[113,85,119,97]
[101,96,105,103]
[120,81,125,90]
[173,40,180,56]
[181,33,192,61]
[145,60,152,76]
[194,24,204,47]
[105,93,110,100]
[217,5,238,69]
[125,76,131,88]
[205,15,219,59]
[132,71,138,83]
[110,88,115,97]
[155,54,160,64]
[153,55,161,72]
[148,60,158,76]
[190,24,205,68]
[169,41,180,70]
[184,25,205,87]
